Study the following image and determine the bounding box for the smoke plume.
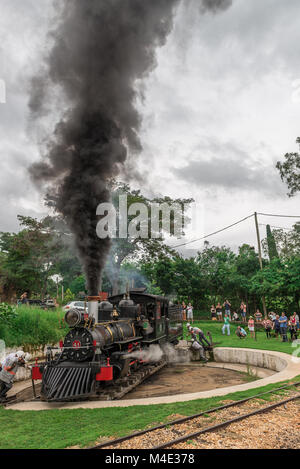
[29,0,180,294]
[124,342,188,364]
[29,0,232,295]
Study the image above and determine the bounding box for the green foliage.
[266,225,279,261]
[0,306,67,350]
[106,181,194,294]
[64,289,75,303]
[262,222,300,260]
[0,303,18,323]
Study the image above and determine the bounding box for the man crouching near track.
[0,351,31,401]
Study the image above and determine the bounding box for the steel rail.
[153,393,300,449]
[90,381,300,449]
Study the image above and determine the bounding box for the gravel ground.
[100,391,300,450]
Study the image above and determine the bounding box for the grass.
[0,306,67,351]
[0,377,299,449]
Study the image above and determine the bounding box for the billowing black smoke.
[29,0,232,295]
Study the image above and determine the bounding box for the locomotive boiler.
[31,291,183,401]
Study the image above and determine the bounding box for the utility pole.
[254,212,267,318]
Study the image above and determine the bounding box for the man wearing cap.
[0,351,31,400]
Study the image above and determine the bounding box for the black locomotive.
[32,291,183,401]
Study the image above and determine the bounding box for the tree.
[106,182,193,294]
[266,225,279,261]
[250,257,300,311]
[262,223,300,260]
[276,137,300,196]
[0,216,64,299]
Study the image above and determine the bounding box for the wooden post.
[254,212,267,318]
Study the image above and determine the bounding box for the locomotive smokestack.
[88,296,100,322]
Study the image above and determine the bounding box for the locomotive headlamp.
[65,309,82,327]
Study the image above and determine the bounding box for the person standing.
[274,315,281,339]
[254,309,263,322]
[293,312,299,331]
[222,314,231,336]
[20,292,29,305]
[279,312,288,342]
[187,303,194,324]
[248,316,255,339]
[216,302,223,322]
[210,305,217,321]
[289,314,297,341]
[242,302,247,323]
[262,317,273,339]
[223,300,231,319]
[182,302,187,322]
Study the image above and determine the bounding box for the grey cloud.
[174,0,300,79]
[172,140,286,195]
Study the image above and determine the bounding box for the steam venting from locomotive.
[28,0,232,295]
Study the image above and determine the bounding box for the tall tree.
[276,137,300,196]
[266,225,279,261]
[106,182,193,294]
[0,216,64,299]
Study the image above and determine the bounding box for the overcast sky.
[0,0,300,255]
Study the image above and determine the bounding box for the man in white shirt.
[187,303,193,323]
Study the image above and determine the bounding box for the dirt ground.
[121,364,255,399]
[6,365,253,404]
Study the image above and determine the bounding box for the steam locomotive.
[31,290,183,401]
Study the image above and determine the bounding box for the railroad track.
[3,360,167,407]
[90,381,300,449]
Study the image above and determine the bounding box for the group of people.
[0,351,31,401]
[181,302,194,323]
[211,301,264,323]
[211,300,234,322]
[221,310,299,343]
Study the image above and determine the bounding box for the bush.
[0,303,18,324]
[0,306,68,351]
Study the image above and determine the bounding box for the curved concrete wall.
[213,347,288,373]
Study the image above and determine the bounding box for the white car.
[63,301,87,312]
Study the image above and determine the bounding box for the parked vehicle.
[63,301,87,312]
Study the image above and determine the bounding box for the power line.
[172,214,254,249]
[257,212,300,219]
[171,211,299,250]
